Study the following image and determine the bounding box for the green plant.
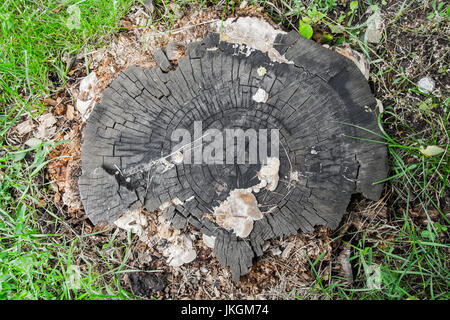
[427,1,449,20]
[299,19,314,38]
[0,0,140,300]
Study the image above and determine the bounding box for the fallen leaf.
[419,145,445,157]
[417,77,435,94]
[55,103,66,115]
[35,125,56,140]
[34,113,57,140]
[25,137,42,148]
[66,265,82,290]
[281,242,295,259]
[77,72,98,121]
[365,8,384,44]
[365,264,382,289]
[338,244,353,283]
[78,72,98,100]
[376,98,384,113]
[76,99,94,121]
[114,209,148,236]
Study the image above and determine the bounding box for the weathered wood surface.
[79,31,387,280]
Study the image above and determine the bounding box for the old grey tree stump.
[79,30,387,280]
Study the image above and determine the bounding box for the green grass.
[0,0,139,299]
[286,0,449,299]
[306,204,449,300]
[0,0,135,98]
[1,0,449,299]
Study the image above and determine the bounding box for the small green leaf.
[299,22,313,39]
[337,13,346,24]
[420,230,432,241]
[335,36,345,45]
[418,98,436,113]
[350,1,359,11]
[435,222,448,233]
[321,33,333,44]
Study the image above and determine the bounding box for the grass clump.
[0,0,139,299]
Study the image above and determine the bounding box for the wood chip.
[15,119,35,135]
[66,104,75,121]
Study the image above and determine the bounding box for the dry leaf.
[55,103,66,115]
[281,242,295,259]
[25,137,42,148]
[420,145,445,157]
[365,8,384,44]
[43,97,58,107]
[338,244,353,283]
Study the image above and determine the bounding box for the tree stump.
[79,20,387,280]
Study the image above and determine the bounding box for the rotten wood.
[79,31,387,280]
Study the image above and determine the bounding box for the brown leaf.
[54,192,61,203]
[55,104,66,115]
